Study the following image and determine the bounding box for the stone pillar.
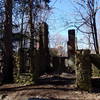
[52,57,59,73]
[67,29,76,71]
[39,22,50,73]
[67,29,75,58]
[75,50,92,91]
[90,54,100,69]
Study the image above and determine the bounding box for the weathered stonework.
[67,29,75,58]
[75,50,92,91]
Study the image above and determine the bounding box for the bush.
[14,73,33,85]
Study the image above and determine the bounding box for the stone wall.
[75,50,92,91]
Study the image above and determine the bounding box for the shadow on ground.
[0,75,76,93]
[38,75,75,85]
[92,78,100,93]
[0,75,100,93]
[28,98,65,100]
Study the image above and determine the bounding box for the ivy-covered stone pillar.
[75,50,92,91]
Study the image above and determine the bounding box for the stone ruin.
[67,29,76,58]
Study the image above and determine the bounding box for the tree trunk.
[3,0,14,83]
[29,0,40,82]
[93,16,99,54]
[19,10,25,73]
[29,0,34,73]
[75,50,92,91]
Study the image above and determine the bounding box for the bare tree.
[74,0,100,54]
[49,33,67,56]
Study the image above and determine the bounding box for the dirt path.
[0,73,100,100]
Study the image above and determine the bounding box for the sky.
[47,0,87,49]
[47,0,75,36]
[47,0,100,49]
